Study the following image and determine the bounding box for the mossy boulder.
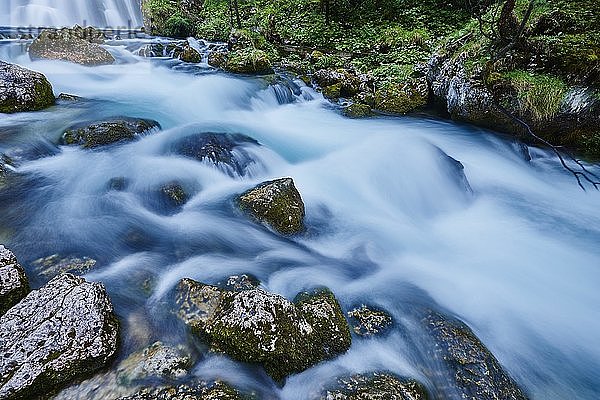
[374,77,428,114]
[0,274,119,399]
[314,68,361,99]
[343,103,373,118]
[177,43,202,63]
[29,27,115,66]
[224,48,274,75]
[320,372,428,399]
[62,117,161,148]
[0,245,29,316]
[119,382,244,400]
[0,60,55,114]
[347,305,393,337]
[208,51,228,69]
[238,177,305,235]
[172,132,259,177]
[423,311,528,400]
[176,278,351,381]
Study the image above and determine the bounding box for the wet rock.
[238,177,305,235]
[374,77,429,114]
[137,41,186,58]
[29,27,115,66]
[0,273,119,399]
[343,103,373,118]
[173,132,259,176]
[207,51,227,69]
[57,93,81,101]
[176,278,351,381]
[160,182,188,206]
[0,245,29,316]
[314,69,361,99]
[423,311,528,400]
[54,341,191,400]
[62,117,161,148]
[321,372,428,399]
[119,381,244,400]
[0,60,55,113]
[224,48,273,75]
[32,254,97,279]
[218,274,260,292]
[177,43,202,63]
[0,156,16,188]
[347,305,393,337]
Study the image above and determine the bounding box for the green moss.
[343,103,372,118]
[503,71,568,122]
[164,15,195,38]
[225,48,273,74]
[374,79,428,114]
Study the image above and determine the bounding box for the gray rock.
[423,311,528,400]
[29,27,115,66]
[0,245,29,316]
[62,117,161,148]
[347,305,393,337]
[321,372,428,399]
[176,278,351,381]
[238,178,305,235]
[32,254,97,279]
[0,60,55,113]
[173,132,259,177]
[54,342,192,400]
[218,274,260,292]
[118,381,244,400]
[0,273,119,399]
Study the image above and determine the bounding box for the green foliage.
[503,71,568,122]
[164,15,195,38]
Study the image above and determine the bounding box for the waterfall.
[0,0,143,28]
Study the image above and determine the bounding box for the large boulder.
[176,278,351,381]
[0,273,119,399]
[208,48,274,75]
[320,372,428,399]
[0,60,55,113]
[423,311,528,399]
[313,68,361,99]
[238,178,305,235]
[29,27,115,66]
[62,117,161,148]
[172,132,259,177]
[0,245,29,316]
[119,382,243,400]
[374,77,429,114]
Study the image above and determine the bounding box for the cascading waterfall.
[0,0,143,28]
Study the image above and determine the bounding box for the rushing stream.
[0,33,599,399]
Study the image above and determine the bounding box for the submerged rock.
[423,311,528,400]
[119,381,244,400]
[176,278,351,381]
[173,132,259,176]
[62,117,160,148]
[218,274,261,292]
[29,27,115,66]
[347,305,393,337]
[0,245,29,316]
[0,273,119,399]
[0,60,55,113]
[160,182,188,206]
[321,372,428,399]
[32,254,97,279]
[238,178,305,235]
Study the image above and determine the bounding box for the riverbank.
[142,0,600,159]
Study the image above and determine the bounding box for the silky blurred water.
[0,38,599,399]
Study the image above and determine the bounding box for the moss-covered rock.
[0,60,55,114]
[225,48,274,74]
[29,27,115,66]
[320,372,428,399]
[176,278,351,381]
[238,177,305,235]
[423,310,528,400]
[62,117,161,148]
[343,103,373,118]
[119,381,244,400]
[374,77,428,114]
[0,245,29,316]
[177,43,202,63]
[314,68,361,99]
[347,305,393,337]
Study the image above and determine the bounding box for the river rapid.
[0,35,599,399]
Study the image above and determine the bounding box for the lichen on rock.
[175,278,351,381]
[238,177,305,235]
[320,372,429,399]
[0,245,29,316]
[0,273,119,399]
[32,254,97,279]
[118,381,244,400]
[0,60,55,114]
[347,305,393,337]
